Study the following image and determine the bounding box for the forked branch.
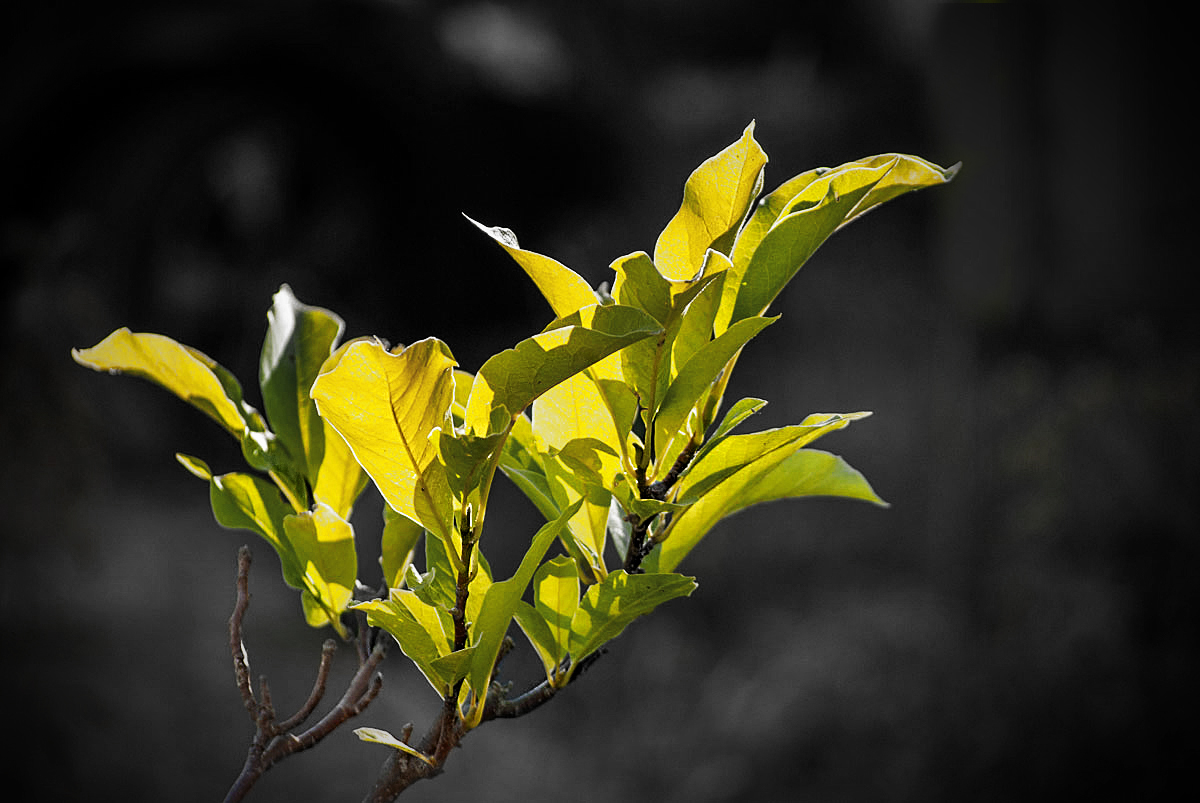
[224,546,386,803]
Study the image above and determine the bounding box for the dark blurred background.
[2,2,1194,801]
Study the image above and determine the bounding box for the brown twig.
[223,546,387,803]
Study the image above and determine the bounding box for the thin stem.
[223,546,386,803]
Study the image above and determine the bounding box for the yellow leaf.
[654,121,768,281]
[310,338,456,544]
[464,215,598,318]
[72,328,248,436]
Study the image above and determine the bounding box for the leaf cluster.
[72,122,956,796]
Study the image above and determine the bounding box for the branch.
[223,546,387,803]
[362,646,607,803]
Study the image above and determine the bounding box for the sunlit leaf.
[532,555,579,682]
[354,728,436,766]
[72,328,249,436]
[704,397,767,446]
[719,154,957,333]
[654,444,885,573]
[463,304,661,436]
[612,251,673,325]
[380,506,422,590]
[669,265,726,380]
[677,414,871,503]
[284,502,357,637]
[355,588,456,695]
[310,338,457,545]
[654,121,768,281]
[513,600,560,684]
[465,500,581,726]
[653,315,777,466]
[465,215,598,318]
[259,284,345,486]
[567,570,696,667]
[206,471,304,589]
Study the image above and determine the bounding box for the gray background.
[3,2,1193,801]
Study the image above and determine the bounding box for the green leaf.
[380,506,422,590]
[239,427,308,513]
[677,414,871,503]
[653,315,777,466]
[513,600,560,684]
[611,251,673,325]
[354,727,436,766]
[465,215,598,318]
[613,261,726,436]
[655,445,885,573]
[736,447,888,508]
[836,153,960,226]
[654,121,768,281]
[310,338,457,547]
[284,502,357,637]
[669,266,726,381]
[705,397,767,445]
[198,468,362,636]
[719,154,958,333]
[612,474,692,526]
[567,570,697,665]
[355,588,458,695]
[532,555,580,682]
[72,328,249,437]
[259,284,345,488]
[206,471,305,589]
[465,499,581,726]
[463,304,661,436]
[538,438,617,579]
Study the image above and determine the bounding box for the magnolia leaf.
[380,506,422,590]
[354,728,436,766]
[736,447,888,509]
[720,155,957,333]
[836,153,960,226]
[206,471,304,589]
[311,418,369,520]
[310,338,457,546]
[465,499,581,726]
[567,570,697,666]
[72,328,249,436]
[678,414,871,503]
[606,496,633,565]
[537,438,617,577]
[465,214,598,318]
[669,265,726,380]
[612,476,692,526]
[513,600,561,685]
[284,503,357,637]
[355,589,455,695]
[705,397,767,445]
[532,555,580,679]
[463,304,661,436]
[653,315,777,466]
[728,167,833,287]
[438,423,509,498]
[614,267,724,431]
[499,414,562,520]
[532,372,623,486]
[498,462,561,522]
[611,251,673,325]
[239,427,308,513]
[259,284,345,485]
[655,446,886,573]
[654,121,768,281]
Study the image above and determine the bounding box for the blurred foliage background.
[2,2,1194,801]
